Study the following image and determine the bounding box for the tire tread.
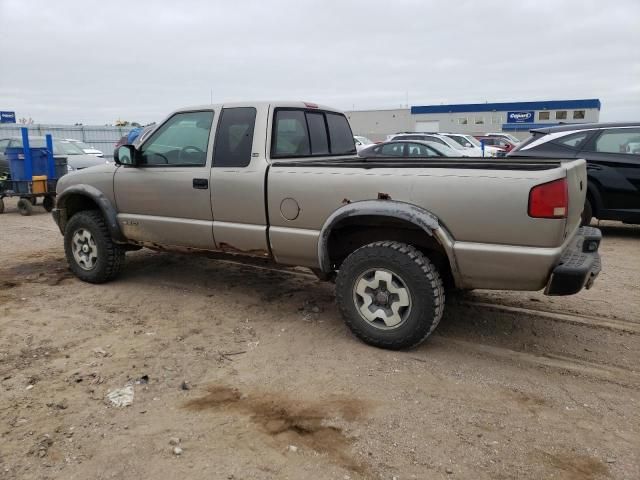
[335,241,445,350]
[64,210,125,283]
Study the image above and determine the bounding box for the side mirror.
[114,145,138,166]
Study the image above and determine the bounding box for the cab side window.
[273,110,310,156]
[140,111,214,166]
[213,107,257,167]
[272,109,355,158]
[326,113,355,154]
[307,112,329,155]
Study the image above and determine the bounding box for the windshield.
[448,135,479,149]
[462,135,482,148]
[439,136,465,151]
[354,136,373,145]
[68,140,94,150]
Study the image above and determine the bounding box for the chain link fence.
[0,124,134,159]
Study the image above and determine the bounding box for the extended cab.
[53,102,602,350]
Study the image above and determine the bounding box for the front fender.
[317,200,442,272]
[55,184,126,242]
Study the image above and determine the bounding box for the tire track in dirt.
[460,301,640,334]
[4,253,637,389]
[429,336,640,388]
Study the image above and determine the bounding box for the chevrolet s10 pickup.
[53,102,602,349]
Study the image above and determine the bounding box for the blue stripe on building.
[410,99,601,115]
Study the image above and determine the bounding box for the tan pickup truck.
[53,102,602,349]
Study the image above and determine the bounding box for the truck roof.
[173,101,345,114]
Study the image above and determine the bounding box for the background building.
[346,99,601,141]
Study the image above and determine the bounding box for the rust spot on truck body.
[218,242,270,257]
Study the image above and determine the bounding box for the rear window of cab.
[272,108,356,158]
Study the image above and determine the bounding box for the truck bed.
[266,157,587,272]
[272,156,571,171]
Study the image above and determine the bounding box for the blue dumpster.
[7,147,48,181]
[6,147,67,181]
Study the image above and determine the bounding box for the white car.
[442,133,501,157]
[64,139,104,157]
[388,133,483,157]
[353,135,374,152]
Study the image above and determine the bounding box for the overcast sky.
[1,0,638,125]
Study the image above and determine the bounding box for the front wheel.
[335,241,445,350]
[64,210,125,283]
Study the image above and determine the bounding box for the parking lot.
[0,197,638,479]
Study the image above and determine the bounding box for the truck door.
[113,110,216,250]
[210,106,270,257]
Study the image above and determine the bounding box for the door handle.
[193,178,208,189]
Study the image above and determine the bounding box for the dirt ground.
[1,197,639,480]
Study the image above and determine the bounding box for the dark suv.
[509,122,640,225]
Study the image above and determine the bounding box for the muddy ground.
[0,197,639,480]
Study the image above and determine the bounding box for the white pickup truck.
[53,101,602,350]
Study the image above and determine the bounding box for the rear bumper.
[544,226,602,296]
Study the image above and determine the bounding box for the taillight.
[304,102,319,109]
[528,178,568,219]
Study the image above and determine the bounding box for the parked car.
[64,139,104,157]
[53,101,600,350]
[359,140,463,158]
[388,133,483,157]
[485,132,522,144]
[475,135,518,154]
[442,133,501,157]
[0,136,107,174]
[509,122,640,225]
[354,135,374,152]
[385,131,437,141]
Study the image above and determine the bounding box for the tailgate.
[563,159,588,238]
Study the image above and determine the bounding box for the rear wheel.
[64,210,125,283]
[335,241,445,350]
[581,198,593,226]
